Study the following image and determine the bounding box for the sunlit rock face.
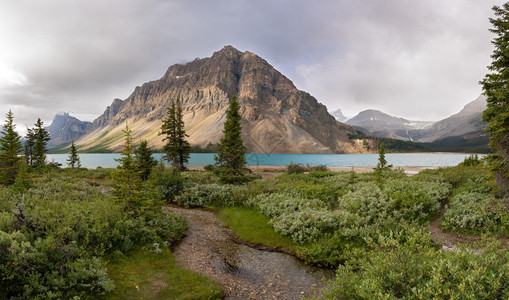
[78,46,362,154]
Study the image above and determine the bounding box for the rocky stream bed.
[167,206,334,299]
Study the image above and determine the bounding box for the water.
[46,153,481,169]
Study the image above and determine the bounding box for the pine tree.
[480,3,509,196]
[24,128,35,166]
[67,140,80,169]
[112,123,141,198]
[32,118,50,168]
[374,143,391,185]
[12,160,31,193]
[175,97,191,171]
[160,99,178,168]
[215,95,247,181]
[0,110,23,184]
[160,96,190,171]
[135,140,157,181]
[377,143,388,169]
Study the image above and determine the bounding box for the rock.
[77,46,364,154]
[46,112,91,145]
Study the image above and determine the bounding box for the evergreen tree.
[175,97,191,171]
[135,140,157,181]
[24,128,35,166]
[12,160,31,193]
[112,123,141,198]
[159,96,190,171]
[377,143,388,169]
[215,95,247,181]
[0,110,23,184]
[66,140,80,169]
[480,3,509,196]
[160,99,178,168]
[32,118,50,168]
[374,143,391,185]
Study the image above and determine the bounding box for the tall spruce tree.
[112,123,141,198]
[24,128,35,166]
[160,99,178,168]
[32,118,50,168]
[215,95,247,179]
[175,97,190,170]
[160,96,190,171]
[67,140,80,169]
[0,110,23,184]
[480,3,509,196]
[135,140,157,181]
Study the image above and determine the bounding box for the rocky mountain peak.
[454,95,487,117]
[77,46,363,154]
[46,113,91,146]
[213,45,243,58]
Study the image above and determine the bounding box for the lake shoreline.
[47,153,474,169]
[186,165,440,174]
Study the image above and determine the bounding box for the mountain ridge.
[74,46,365,154]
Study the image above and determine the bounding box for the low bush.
[286,162,307,174]
[149,166,185,202]
[441,192,509,234]
[0,231,114,299]
[0,170,188,298]
[319,229,509,299]
[176,183,240,207]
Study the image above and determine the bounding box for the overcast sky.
[0,0,505,130]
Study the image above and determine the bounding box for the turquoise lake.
[46,153,481,169]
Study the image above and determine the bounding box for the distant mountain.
[76,46,365,154]
[46,112,91,146]
[346,110,434,140]
[345,95,489,152]
[330,109,348,123]
[407,95,487,143]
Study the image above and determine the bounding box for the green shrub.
[149,167,185,202]
[459,154,483,167]
[182,170,219,184]
[319,229,509,299]
[441,192,508,234]
[0,171,189,298]
[307,164,329,172]
[384,178,451,222]
[147,210,186,244]
[286,162,306,174]
[175,183,241,207]
[249,190,326,217]
[0,231,114,298]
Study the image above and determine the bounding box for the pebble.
[168,206,334,299]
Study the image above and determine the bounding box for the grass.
[105,247,223,300]
[219,207,298,251]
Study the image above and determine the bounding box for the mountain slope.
[330,109,348,122]
[77,46,364,154]
[346,95,487,149]
[346,110,434,140]
[407,95,487,143]
[46,112,91,146]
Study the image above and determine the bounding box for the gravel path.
[167,206,332,299]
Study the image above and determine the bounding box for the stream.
[167,206,334,299]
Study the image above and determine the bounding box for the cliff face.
[406,95,487,143]
[78,46,363,154]
[46,113,91,145]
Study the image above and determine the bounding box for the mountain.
[46,112,91,146]
[76,46,365,154]
[407,95,487,143]
[346,110,434,140]
[345,95,489,152]
[330,109,348,122]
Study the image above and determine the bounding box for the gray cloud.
[0,0,505,130]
